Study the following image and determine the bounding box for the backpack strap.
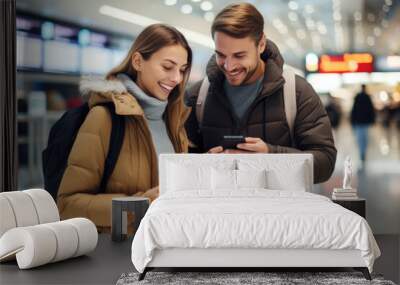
[99,103,125,193]
[195,76,210,126]
[282,67,297,147]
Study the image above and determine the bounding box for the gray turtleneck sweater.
[224,78,263,120]
[117,73,175,157]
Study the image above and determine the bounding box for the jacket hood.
[79,77,144,116]
[206,39,285,96]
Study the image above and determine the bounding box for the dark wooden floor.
[373,234,400,284]
[0,234,398,284]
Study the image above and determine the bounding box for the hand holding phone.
[220,135,246,150]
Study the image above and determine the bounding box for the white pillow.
[236,169,267,189]
[211,168,237,190]
[167,162,212,191]
[211,169,268,190]
[237,159,307,191]
[266,164,306,191]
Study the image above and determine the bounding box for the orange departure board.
[318,53,374,73]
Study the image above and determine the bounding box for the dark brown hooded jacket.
[185,40,337,183]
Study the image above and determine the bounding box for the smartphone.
[220,135,246,149]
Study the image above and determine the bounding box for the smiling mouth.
[226,69,244,80]
[159,83,174,94]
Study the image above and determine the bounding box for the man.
[185,3,336,183]
[351,84,375,163]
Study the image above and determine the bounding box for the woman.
[57,24,192,232]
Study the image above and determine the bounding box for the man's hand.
[236,137,269,153]
[207,137,269,154]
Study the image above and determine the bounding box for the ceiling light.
[288,12,298,22]
[272,18,281,28]
[288,1,299,11]
[204,11,214,22]
[272,18,288,34]
[296,29,306,40]
[382,5,390,13]
[164,0,177,6]
[191,0,201,2]
[305,4,314,14]
[200,1,213,11]
[305,53,319,72]
[382,19,389,28]
[332,0,341,8]
[306,53,318,64]
[181,4,193,14]
[333,11,342,21]
[99,5,214,49]
[385,0,392,6]
[279,27,288,34]
[306,18,315,30]
[317,22,327,35]
[335,26,343,35]
[99,5,157,26]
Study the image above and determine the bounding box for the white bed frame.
[142,246,370,280]
[148,248,365,268]
[139,154,371,281]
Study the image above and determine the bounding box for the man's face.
[214,32,265,86]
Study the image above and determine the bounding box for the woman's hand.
[207,146,224,153]
[142,186,159,202]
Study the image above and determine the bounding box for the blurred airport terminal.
[15,0,399,235]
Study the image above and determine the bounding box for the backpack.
[195,67,297,146]
[42,102,125,200]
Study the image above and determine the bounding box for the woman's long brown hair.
[107,24,192,152]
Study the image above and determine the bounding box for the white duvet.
[131,190,380,273]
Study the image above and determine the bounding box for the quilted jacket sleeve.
[57,106,127,227]
[267,77,337,184]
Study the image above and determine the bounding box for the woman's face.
[134,44,189,101]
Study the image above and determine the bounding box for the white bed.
[131,154,380,280]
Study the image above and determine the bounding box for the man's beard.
[241,60,260,85]
[224,59,260,86]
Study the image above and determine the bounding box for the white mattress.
[131,190,380,273]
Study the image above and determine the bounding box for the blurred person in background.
[57,24,192,232]
[325,93,341,131]
[351,84,376,165]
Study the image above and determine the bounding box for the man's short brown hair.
[211,3,264,44]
